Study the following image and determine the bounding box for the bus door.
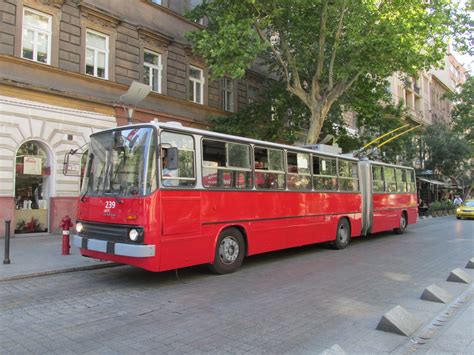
[159,131,203,270]
[358,160,372,236]
[371,165,399,233]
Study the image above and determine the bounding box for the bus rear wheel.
[209,227,245,275]
[331,218,351,250]
[394,212,407,234]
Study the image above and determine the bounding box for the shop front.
[0,94,116,237]
[14,141,51,234]
[417,176,456,204]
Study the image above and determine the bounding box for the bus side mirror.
[63,152,81,176]
[166,147,179,170]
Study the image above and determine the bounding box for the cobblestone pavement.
[0,217,473,354]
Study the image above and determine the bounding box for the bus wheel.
[394,212,407,234]
[332,218,351,250]
[209,228,245,275]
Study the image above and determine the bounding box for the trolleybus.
[71,122,417,274]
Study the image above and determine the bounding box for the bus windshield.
[81,127,157,197]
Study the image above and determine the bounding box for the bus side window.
[384,167,397,192]
[202,139,252,189]
[286,152,310,190]
[313,156,337,191]
[372,165,384,192]
[227,142,252,188]
[407,170,416,192]
[202,140,226,187]
[254,147,285,189]
[396,168,407,192]
[338,159,359,192]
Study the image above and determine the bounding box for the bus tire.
[209,227,245,275]
[332,218,351,250]
[394,212,407,234]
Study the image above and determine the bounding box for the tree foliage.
[210,71,415,163]
[422,122,472,178]
[187,0,470,144]
[447,76,474,145]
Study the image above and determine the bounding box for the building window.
[188,0,204,24]
[221,78,234,112]
[189,66,204,104]
[86,30,109,79]
[151,0,162,4]
[248,85,258,104]
[22,8,52,64]
[144,50,162,93]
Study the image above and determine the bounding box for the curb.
[419,215,454,220]
[395,284,474,354]
[0,262,122,282]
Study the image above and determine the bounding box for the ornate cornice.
[137,26,173,47]
[33,0,65,8]
[79,2,121,28]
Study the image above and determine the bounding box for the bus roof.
[92,121,414,169]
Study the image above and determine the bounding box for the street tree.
[445,76,474,195]
[422,122,471,178]
[187,0,469,144]
[447,76,474,145]
[210,72,414,162]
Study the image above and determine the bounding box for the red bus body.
[74,123,417,273]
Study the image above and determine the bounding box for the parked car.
[456,200,474,220]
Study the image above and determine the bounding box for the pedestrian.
[418,199,428,216]
[453,195,463,207]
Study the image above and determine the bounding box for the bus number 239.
[105,201,116,209]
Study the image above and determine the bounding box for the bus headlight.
[76,222,83,233]
[129,228,139,242]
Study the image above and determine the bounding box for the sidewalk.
[425,299,474,354]
[0,233,119,281]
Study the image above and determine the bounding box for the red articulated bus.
[72,122,417,274]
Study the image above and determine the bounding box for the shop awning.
[417,177,452,187]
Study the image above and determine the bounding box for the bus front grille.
[78,221,129,242]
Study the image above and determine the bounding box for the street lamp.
[119,81,151,124]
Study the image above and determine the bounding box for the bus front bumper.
[73,235,155,258]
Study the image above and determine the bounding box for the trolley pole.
[3,220,11,265]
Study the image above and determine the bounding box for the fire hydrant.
[59,215,73,256]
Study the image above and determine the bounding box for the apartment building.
[0,0,265,236]
[388,50,468,126]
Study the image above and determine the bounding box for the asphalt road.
[0,217,473,354]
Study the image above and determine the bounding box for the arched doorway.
[14,141,51,234]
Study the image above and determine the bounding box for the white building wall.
[0,95,116,198]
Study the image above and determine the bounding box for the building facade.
[0,0,265,236]
[387,49,468,127]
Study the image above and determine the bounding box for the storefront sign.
[23,156,42,175]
